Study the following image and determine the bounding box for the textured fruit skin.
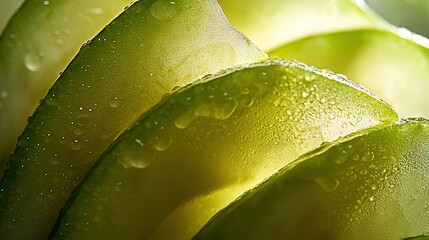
[0,0,133,171]
[195,120,429,240]
[0,0,265,239]
[50,60,397,240]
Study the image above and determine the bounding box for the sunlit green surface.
[218,0,382,51]
[0,0,24,33]
[195,120,429,240]
[366,0,429,38]
[270,28,429,117]
[0,0,265,239]
[51,60,397,240]
[0,0,133,171]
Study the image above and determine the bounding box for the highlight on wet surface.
[50,59,397,240]
[195,119,429,240]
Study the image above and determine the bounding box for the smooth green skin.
[0,0,24,33]
[404,234,429,240]
[195,120,429,240]
[0,0,133,172]
[0,0,266,239]
[269,29,429,117]
[218,0,382,51]
[366,0,429,38]
[51,60,397,240]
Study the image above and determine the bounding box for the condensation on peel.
[149,0,180,20]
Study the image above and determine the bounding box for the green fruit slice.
[218,0,382,51]
[51,60,397,240]
[0,0,133,170]
[404,234,429,240]
[269,28,429,117]
[366,0,429,38]
[0,0,266,239]
[195,119,429,240]
[0,0,24,33]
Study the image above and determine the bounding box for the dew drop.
[153,135,172,151]
[238,95,254,108]
[109,97,121,108]
[24,53,42,71]
[212,100,238,120]
[334,151,348,165]
[174,112,195,129]
[56,38,63,45]
[301,91,309,98]
[87,8,103,15]
[315,177,339,192]
[118,140,156,169]
[304,72,316,81]
[70,140,82,151]
[74,127,84,136]
[114,182,122,192]
[149,0,180,20]
[100,129,112,140]
[0,91,8,98]
[43,0,49,6]
[361,152,375,162]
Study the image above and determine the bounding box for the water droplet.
[153,135,172,151]
[238,94,254,108]
[43,0,49,6]
[0,91,8,98]
[361,152,374,162]
[24,53,42,71]
[74,127,84,136]
[301,91,309,98]
[114,182,122,192]
[212,100,238,120]
[369,196,375,201]
[315,177,339,192]
[149,0,180,20]
[87,8,103,15]
[174,112,195,129]
[100,129,112,139]
[109,97,121,108]
[304,72,316,81]
[118,140,156,169]
[69,140,82,151]
[56,38,63,45]
[334,151,348,165]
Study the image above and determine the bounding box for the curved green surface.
[218,0,382,51]
[195,120,429,240]
[0,0,133,171]
[270,29,429,117]
[51,60,397,240]
[0,0,265,239]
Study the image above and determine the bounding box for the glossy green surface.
[195,120,429,240]
[366,0,429,38]
[0,0,133,171]
[0,0,265,239]
[51,60,397,240]
[269,29,429,117]
[218,0,381,51]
